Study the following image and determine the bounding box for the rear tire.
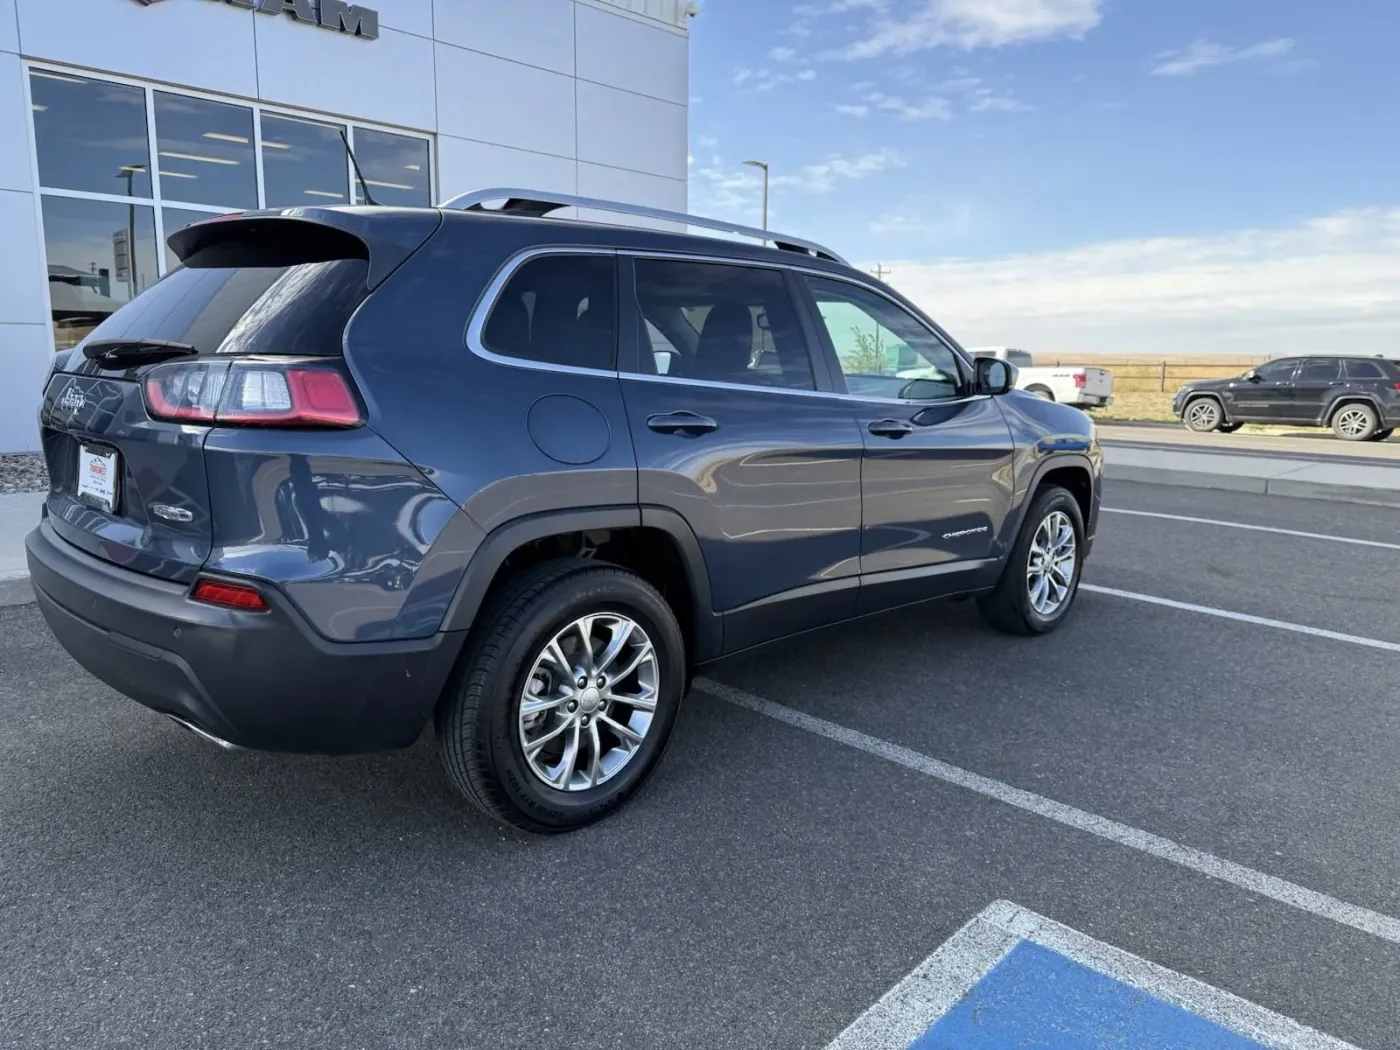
[978,486,1085,637]
[1331,403,1378,441]
[1183,397,1223,433]
[436,559,686,833]
[1026,385,1054,401]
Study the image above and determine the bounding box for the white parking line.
[825,901,1360,1050]
[694,678,1400,946]
[1102,507,1400,552]
[1081,584,1400,654]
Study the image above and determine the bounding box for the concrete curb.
[0,573,33,609]
[1105,463,1400,508]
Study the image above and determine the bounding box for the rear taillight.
[1074,373,1087,389]
[144,360,362,428]
[191,578,269,612]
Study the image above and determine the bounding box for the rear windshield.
[75,258,369,357]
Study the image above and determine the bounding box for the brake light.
[1074,373,1087,389]
[191,578,268,612]
[144,360,362,428]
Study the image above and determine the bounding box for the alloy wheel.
[1187,401,1220,430]
[517,614,659,792]
[1336,408,1372,438]
[1026,511,1077,617]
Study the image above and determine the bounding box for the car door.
[1229,359,1299,421]
[617,256,865,653]
[1290,358,1343,422]
[797,273,1016,616]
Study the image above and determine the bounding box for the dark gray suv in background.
[26,190,1101,832]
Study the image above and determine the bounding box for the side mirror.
[974,356,1016,396]
[1243,370,1260,383]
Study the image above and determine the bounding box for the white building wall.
[0,0,689,453]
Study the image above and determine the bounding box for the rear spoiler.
[166,207,442,290]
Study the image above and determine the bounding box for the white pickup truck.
[969,347,1114,409]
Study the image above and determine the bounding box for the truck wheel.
[437,559,686,833]
[1332,403,1378,441]
[1183,397,1223,433]
[1026,385,1055,401]
[977,486,1084,637]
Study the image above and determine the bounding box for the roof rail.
[439,187,850,266]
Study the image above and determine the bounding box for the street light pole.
[743,159,769,231]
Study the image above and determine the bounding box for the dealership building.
[0,0,691,452]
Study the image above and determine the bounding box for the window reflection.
[31,71,151,197]
[261,114,349,207]
[41,196,158,350]
[154,92,257,209]
[352,129,431,207]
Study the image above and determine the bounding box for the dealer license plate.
[76,445,120,513]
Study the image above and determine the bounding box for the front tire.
[1218,422,1244,434]
[1183,397,1223,433]
[437,559,686,833]
[1369,428,1393,442]
[977,486,1085,636]
[1332,403,1379,441]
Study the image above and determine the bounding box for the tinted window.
[806,276,961,401]
[261,115,349,207]
[482,255,617,371]
[153,92,257,209]
[1005,350,1034,368]
[1345,359,1386,380]
[629,260,815,390]
[31,71,151,197]
[79,258,369,357]
[352,128,431,207]
[1255,360,1297,382]
[1298,359,1340,382]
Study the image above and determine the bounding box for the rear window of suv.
[76,222,371,358]
[1345,359,1390,380]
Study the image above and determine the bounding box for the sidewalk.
[2,443,1397,609]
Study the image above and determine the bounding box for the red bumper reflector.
[192,579,269,612]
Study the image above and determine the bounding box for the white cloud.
[797,68,818,81]
[733,68,753,86]
[771,148,906,192]
[968,90,1032,113]
[878,208,1400,356]
[769,46,799,61]
[697,135,720,148]
[836,103,871,117]
[844,0,1101,59]
[1151,38,1295,77]
[875,94,953,121]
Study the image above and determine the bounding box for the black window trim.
[466,246,622,377]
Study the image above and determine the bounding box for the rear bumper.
[26,521,463,754]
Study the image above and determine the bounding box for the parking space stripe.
[1102,507,1400,551]
[825,901,1360,1050]
[1082,584,1400,653]
[695,678,1400,946]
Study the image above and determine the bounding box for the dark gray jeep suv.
[27,190,1101,832]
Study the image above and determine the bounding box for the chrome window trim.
[464,246,622,378]
[465,245,989,406]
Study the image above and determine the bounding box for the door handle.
[868,419,915,438]
[647,411,718,436]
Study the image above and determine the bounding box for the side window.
[1298,359,1340,382]
[1345,359,1385,380]
[804,275,961,401]
[1254,359,1297,382]
[481,254,616,371]
[629,259,816,390]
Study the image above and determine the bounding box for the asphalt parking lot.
[3,480,1399,1049]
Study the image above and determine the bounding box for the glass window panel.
[351,128,431,207]
[261,114,349,207]
[153,92,257,209]
[41,196,158,350]
[30,70,151,197]
[483,256,617,370]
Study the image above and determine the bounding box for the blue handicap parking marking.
[826,901,1358,1050]
[913,941,1268,1049]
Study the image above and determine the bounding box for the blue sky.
[686,0,1400,355]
